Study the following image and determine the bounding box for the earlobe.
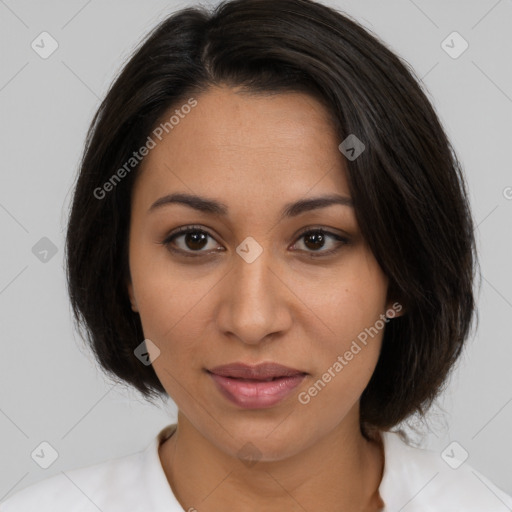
[127,280,139,313]
[385,281,405,319]
[385,299,405,319]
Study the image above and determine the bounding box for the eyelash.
[160,224,350,259]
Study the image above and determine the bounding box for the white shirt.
[1,423,511,511]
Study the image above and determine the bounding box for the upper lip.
[208,362,306,380]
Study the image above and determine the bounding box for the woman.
[2,0,511,510]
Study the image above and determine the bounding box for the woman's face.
[127,85,398,461]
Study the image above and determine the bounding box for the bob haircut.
[65,0,479,438]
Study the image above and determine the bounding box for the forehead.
[134,86,351,210]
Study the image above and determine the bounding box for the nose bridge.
[219,237,290,344]
[235,242,273,303]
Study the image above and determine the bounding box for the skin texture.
[126,86,403,511]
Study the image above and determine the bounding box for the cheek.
[300,262,388,401]
[300,326,384,422]
[305,271,388,354]
[129,236,201,336]
[132,262,216,373]
[321,289,386,357]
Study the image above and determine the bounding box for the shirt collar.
[140,424,182,511]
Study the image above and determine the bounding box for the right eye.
[161,225,224,257]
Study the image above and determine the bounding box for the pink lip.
[207,362,307,409]
[208,373,306,408]
[208,362,305,379]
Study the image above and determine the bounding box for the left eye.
[161,226,349,258]
[291,229,349,256]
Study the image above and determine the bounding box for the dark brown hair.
[65,0,479,438]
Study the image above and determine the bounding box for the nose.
[216,244,293,346]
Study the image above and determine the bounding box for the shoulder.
[380,430,512,512]
[0,449,146,512]
[0,424,179,512]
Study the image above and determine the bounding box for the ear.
[126,278,139,313]
[385,298,405,319]
[385,300,406,319]
[384,280,405,319]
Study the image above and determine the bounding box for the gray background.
[1,0,511,503]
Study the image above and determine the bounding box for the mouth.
[213,376,291,382]
[206,362,308,409]
[207,362,307,380]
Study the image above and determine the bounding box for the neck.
[159,410,385,512]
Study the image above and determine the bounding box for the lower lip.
[208,372,306,409]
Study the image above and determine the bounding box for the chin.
[217,422,314,464]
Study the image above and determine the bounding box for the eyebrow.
[148,192,353,220]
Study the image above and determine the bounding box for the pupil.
[304,232,324,250]
[186,232,208,250]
